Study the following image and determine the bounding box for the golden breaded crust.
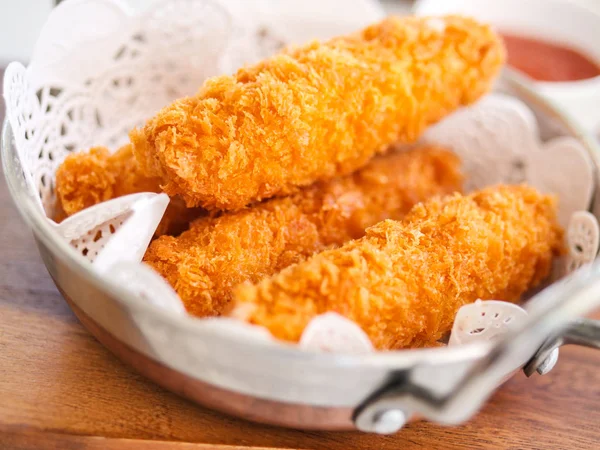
[232,185,563,349]
[144,146,463,317]
[56,146,124,216]
[131,15,504,210]
[55,145,201,236]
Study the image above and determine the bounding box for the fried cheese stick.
[55,145,201,236]
[143,146,463,317]
[131,16,505,210]
[231,185,563,349]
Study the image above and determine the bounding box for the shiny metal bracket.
[354,266,600,434]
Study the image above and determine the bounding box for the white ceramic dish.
[414,0,600,133]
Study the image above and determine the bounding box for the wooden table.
[1,72,600,450]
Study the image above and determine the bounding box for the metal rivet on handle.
[373,409,407,434]
[536,348,559,375]
[356,408,407,434]
[524,342,561,377]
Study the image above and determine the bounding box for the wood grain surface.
[1,69,600,450]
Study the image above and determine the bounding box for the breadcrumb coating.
[131,15,504,210]
[56,145,158,214]
[55,145,201,236]
[231,185,563,350]
[143,146,463,317]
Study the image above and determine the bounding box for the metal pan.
[3,70,600,433]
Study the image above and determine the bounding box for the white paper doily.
[106,261,187,314]
[422,94,594,228]
[55,192,167,264]
[564,211,600,274]
[299,313,374,353]
[448,300,529,346]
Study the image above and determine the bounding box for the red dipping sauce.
[501,33,600,82]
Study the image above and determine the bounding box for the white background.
[0,0,152,63]
[0,0,396,62]
[1,0,599,63]
[0,0,54,63]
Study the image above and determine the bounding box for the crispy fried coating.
[131,15,505,210]
[231,185,564,350]
[56,145,158,215]
[143,146,463,317]
[55,145,201,236]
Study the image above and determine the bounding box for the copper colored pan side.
[59,289,358,430]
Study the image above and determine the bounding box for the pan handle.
[523,317,600,376]
[354,264,600,434]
